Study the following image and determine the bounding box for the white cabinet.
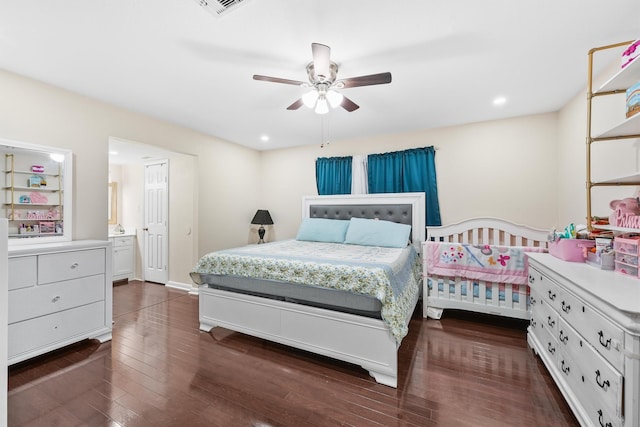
[110,235,135,282]
[7,240,112,365]
[527,253,640,427]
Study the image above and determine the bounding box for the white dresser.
[527,252,640,427]
[7,240,112,365]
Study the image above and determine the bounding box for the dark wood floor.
[8,281,579,426]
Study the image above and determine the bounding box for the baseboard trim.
[166,281,196,293]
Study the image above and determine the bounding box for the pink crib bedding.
[424,242,545,285]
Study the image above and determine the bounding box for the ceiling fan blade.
[253,74,306,86]
[286,98,304,110]
[340,96,360,112]
[311,43,331,80]
[339,72,392,89]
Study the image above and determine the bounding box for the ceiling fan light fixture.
[315,97,329,114]
[326,90,343,108]
[302,90,319,108]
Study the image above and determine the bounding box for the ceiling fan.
[253,43,392,114]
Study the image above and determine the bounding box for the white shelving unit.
[0,140,72,244]
[587,40,640,234]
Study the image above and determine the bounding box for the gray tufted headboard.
[309,204,413,227]
[302,193,426,245]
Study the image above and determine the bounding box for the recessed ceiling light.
[493,96,507,106]
[260,135,270,142]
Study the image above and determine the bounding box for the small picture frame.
[39,221,55,234]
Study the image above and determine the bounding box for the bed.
[191,192,425,388]
[423,218,548,320]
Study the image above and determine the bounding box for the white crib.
[423,218,548,320]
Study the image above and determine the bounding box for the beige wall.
[3,55,633,287]
[0,69,262,288]
[261,113,560,239]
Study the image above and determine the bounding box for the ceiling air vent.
[193,0,251,18]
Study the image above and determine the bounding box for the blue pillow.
[344,217,411,248]
[295,218,351,243]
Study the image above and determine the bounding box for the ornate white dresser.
[527,252,640,427]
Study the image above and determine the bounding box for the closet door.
[143,160,168,284]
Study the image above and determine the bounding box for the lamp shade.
[251,210,273,225]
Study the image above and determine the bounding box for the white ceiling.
[1,0,639,152]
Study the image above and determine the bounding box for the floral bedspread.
[425,242,544,285]
[191,240,422,343]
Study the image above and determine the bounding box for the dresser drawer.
[8,274,105,324]
[38,248,105,284]
[529,266,562,311]
[530,307,558,362]
[8,301,105,359]
[531,288,558,337]
[558,317,623,419]
[561,299,624,372]
[8,256,37,291]
[111,236,134,247]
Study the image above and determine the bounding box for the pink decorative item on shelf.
[609,197,640,227]
[31,165,45,173]
[29,192,48,204]
[622,40,640,69]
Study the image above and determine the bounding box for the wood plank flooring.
[8,281,579,426]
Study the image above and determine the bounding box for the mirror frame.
[1,137,73,246]
[108,182,117,225]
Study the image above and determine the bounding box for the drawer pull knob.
[561,301,571,313]
[547,316,555,328]
[548,290,556,301]
[595,370,610,390]
[598,331,611,350]
[597,409,612,427]
[559,330,568,344]
[561,360,570,375]
[52,295,60,303]
[70,263,79,269]
[547,342,555,355]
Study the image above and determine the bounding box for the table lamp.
[251,209,273,244]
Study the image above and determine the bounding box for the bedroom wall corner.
[260,113,559,238]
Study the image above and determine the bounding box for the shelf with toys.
[2,149,67,242]
[587,40,640,235]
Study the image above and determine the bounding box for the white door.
[144,161,168,284]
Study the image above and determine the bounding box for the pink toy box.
[548,238,595,262]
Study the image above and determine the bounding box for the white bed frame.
[198,192,426,388]
[423,217,548,320]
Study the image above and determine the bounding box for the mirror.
[1,137,73,245]
[108,182,117,224]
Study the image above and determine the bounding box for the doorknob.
[143,227,149,231]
